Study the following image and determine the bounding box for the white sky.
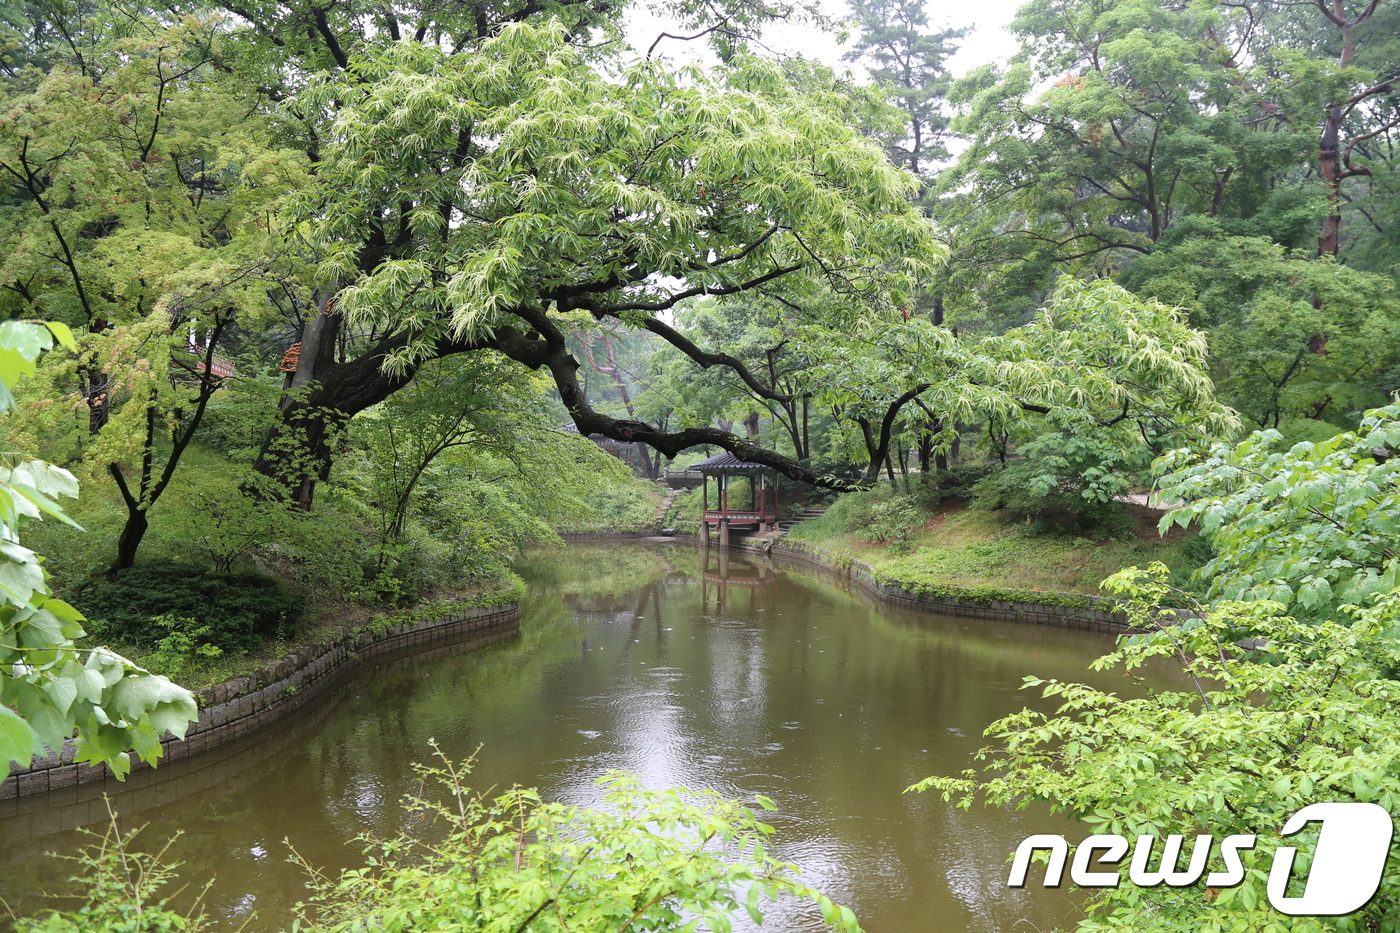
[626,0,1025,78]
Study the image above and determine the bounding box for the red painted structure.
[196,352,237,379]
[692,451,779,531]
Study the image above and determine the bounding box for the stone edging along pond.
[1,601,520,801]
[744,537,1133,634]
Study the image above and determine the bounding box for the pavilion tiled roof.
[688,451,771,471]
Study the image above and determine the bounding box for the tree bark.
[111,507,148,576]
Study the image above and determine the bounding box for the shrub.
[970,460,1135,538]
[579,480,659,531]
[23,749,862,933]
[792,483,927,547]
[138,615,224,681]
[70,562,305,653]
[864,496,923,546]
[922,463,996,502]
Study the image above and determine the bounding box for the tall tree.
[0,8,297,570]
[844,0,965,182]
[247,22,945,505]
[801,278,1238,484]
[1122,226,1400,428]
[571,323,665,478]
[1208,0,1400,258]
[0,320,197,783]
[941,0,1304,284]
[935,0,1400,430]
[843,0,964,468]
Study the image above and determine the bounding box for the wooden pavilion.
[691,451,779,547]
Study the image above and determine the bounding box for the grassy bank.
[788,489,1205,598]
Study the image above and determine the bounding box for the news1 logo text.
[1009,802,1393,917]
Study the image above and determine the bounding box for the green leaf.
[0,705,40,776]
[43,321,77,351]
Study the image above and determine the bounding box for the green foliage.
[70,562,304,654]
[157,474,312,573]
[969,460,1136,539]
[305,20,942,368]
[967,461,1047,515]
[7,480,126,593]
[920,463,995,501]
[914,565,1400,932]
[571,480,660,532]
[660,486,704,534]
[15,820,212,933]
[794,483,924,545]
[138,615,223,683]
[1123,232,1400,428]
[796,498,1199,596]
[292,747,863,933]
[844,0,964,178]
[27,748,863,933]
[794,278,1234,488]
[0,7,303,571]
[1156,404,1400,618]
[1018,415,1152,506]
[354,578,526,638]
[0,320,196,782]
[339,354,640,600]
[347,470,558,603]
[861,496,923,546]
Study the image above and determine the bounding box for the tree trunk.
[254,322,493,506]
[802,392,810,461]
[112,508,148,577]
[1318,103,1343,258]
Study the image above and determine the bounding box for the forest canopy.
[3,0,1400,930]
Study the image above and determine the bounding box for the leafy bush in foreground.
[916,565,1400,932]
[1156,404,1400,619]
[22,750,864,933]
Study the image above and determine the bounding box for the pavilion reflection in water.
[556,549,777,618]
[699,547,778,615]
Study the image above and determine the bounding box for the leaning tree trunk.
[253,332,435,508]
[254,303,862,506]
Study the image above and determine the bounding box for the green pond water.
[0,544,1142,932]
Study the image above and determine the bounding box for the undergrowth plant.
[914,564,1400,932]
[13,814,214,933]
[291,744,864,933]
[24,748,865,933]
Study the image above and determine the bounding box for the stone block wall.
[1,603,519,801]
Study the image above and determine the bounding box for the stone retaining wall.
[730,536,1134,634]
[1,603,520,801]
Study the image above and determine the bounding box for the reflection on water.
[0,544,1138,933]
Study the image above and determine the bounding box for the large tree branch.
[596,263,802,314]
[630,315,795,403]
[485,315,852,488]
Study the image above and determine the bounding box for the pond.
[0,544,1140,932]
